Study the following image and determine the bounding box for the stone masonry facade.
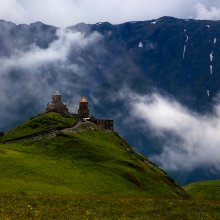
[45,92,114,130]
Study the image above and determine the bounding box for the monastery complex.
[45,92,113,130]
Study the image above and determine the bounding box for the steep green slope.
[184,180,220,199]
[1,112,78,141]
[0,113,187,197]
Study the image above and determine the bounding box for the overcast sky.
[0,0,220,27]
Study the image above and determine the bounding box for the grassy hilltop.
[184,180,220,200]
[1,112,78,141]
[0,112,185,197]
[1,112,220,219]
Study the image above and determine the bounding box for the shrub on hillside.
[0,131,4,137]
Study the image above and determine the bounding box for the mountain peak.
[0,20,16,27]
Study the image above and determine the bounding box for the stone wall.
[89,118,114,130]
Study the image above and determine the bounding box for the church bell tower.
[78,96,90,118]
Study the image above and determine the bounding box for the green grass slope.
[0,113,187,198]
[1,112,78,141]
[2,194,220,220]
[184,180,220,199]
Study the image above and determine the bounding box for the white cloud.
[0,0,26,23]
[0,28,103,130]
[120,89,220,171]
[195,3,220,20]
[0,0,219,27]
[0,28,102,71]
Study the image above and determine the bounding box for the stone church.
[45,92,114,130]
[45,91,68,114]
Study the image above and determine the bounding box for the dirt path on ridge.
[1,121,82,144]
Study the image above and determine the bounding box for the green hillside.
[184,180,220,199]
[0,112,186,197]
[1,112,78,142]
[2,113,220,219]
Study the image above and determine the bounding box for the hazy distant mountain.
[1,17,220,184]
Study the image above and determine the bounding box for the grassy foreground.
[0,194,220,219]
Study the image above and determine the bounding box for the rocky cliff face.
[1,17,220,184]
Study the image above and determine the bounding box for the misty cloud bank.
[0,29,102,71]
[0,28,103,130]
[0,0,220,27]
[119,89,220,171]
[195,3,220,20]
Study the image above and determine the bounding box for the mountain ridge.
[1,17,220,184]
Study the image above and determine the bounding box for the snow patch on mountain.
[210,52,214,62]
[207,90,210,97]
[138,42,143,48]
[183,33,189,59]
[151,20,158,24]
